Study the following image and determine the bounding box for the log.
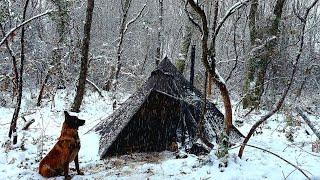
[22,119,35,130]
[296,107,320,140]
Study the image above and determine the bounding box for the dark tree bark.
[8,0,30,145]
[36,73,50,107]
[115,0,132,82]
[0,24,19,98]
[71,0,95,112]
[156,0,164,66]
[176,18,193,74]
[207,0,219,97]
[189,45,196,86]
[51,0,69,90]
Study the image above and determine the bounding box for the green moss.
[176,59,186,74]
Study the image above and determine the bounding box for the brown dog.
[39,111,85,179]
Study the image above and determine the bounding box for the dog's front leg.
[64,162,71,180]
[75,155,84,175]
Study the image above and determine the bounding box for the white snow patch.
[0,90,319,179]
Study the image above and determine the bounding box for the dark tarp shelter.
[95,58,243,158]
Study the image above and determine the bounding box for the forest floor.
[0,90,319,180]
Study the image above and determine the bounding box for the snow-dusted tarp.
[95,58,243,158]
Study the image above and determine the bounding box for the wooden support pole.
[190,45,196,87]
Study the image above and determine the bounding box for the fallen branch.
[243,144,311,180]
[296,107,320,140]
[22,119,35,130]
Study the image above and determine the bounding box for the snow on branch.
[86,79,104,98]
[184,1,203,34]
[249,36,277,58]
[215,69,226,85]
[123,3,147,34]
[0,9,55,47]
[214,0,251,39]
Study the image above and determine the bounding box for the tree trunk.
[207,0,219,97]
[51,0,69,90]
[114,0,131,90]
[239,0,318,157]
[36,71,50,107]
[8,0,30,145]
[0,24,19,98]
[71,0,94,112]
[113,0,145,90]
[242,0,286,109]
[156,0,163,66]
[189,45,196,86]
[187,0,249,167]
[53,48,65,89]
[176,24,193,73]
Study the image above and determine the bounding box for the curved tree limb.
[0,23,19,97]
[238,0,319,159]
[211,0,250,49]
[184,1,203,34]
[243,144,311,180]
[0,9,54,47]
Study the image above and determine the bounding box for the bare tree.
[186,0,250,167]
[0,24,19,98]
[8,0,30,145]
[0,10,53,47]
[238,0,319,158]
[242,0,286,109]
[71,0,95,112]
[113,0,147,90]
[156,0,164,65]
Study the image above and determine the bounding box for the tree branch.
[243,144,311,180]
[0,9,55,47]
[211,0,250,50]
[184,2,203,34]
[296,107,320,140]
[238,0,319,159]
[123,2,147,34]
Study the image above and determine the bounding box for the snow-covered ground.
[0,90,319,180]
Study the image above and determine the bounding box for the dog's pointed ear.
[64,111,69,117]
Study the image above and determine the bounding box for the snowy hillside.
[0,90,319,180]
